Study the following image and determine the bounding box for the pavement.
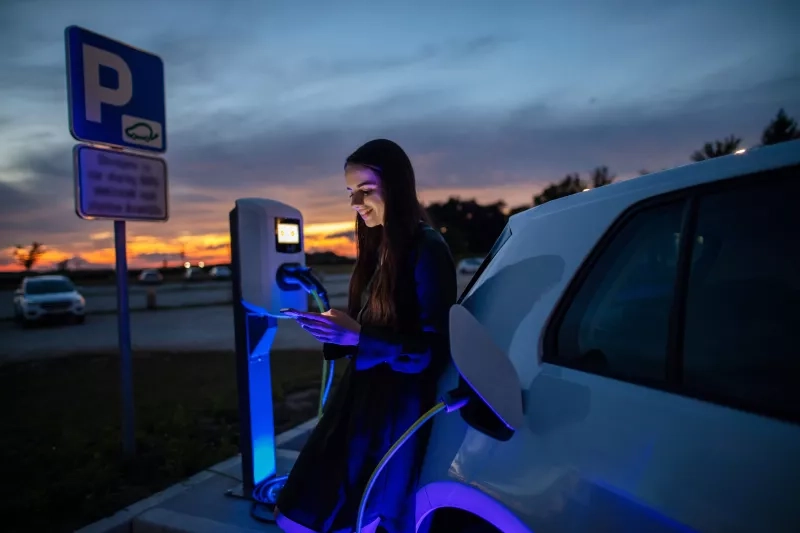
[75,418,318,533]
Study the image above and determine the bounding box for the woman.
[276,138,457,533]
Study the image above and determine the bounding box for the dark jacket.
[276,223,457,533]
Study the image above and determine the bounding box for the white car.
[138,269,164,285]
[416,139,800,533]
[13,275,86,326]
[457,257,484,275]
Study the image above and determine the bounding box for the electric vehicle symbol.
[124,122,159,143]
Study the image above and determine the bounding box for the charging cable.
[354,389,471,532]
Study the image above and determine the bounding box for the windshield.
[25,279,75,295]
[458,225,512,302]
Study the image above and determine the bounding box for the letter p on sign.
[82,44,132,123]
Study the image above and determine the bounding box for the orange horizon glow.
[0,220,357,273]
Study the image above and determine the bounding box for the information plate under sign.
[73,145,169,222]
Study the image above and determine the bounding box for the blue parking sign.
[65,26,167,153]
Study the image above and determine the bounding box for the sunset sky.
[1,0,798,271]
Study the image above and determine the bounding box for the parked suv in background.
[416,139,800,533]
[13,275,86,326]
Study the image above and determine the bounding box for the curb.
[74,417,317,533]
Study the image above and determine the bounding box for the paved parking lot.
[0,275,473,363]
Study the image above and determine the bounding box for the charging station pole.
[229,204,278,497]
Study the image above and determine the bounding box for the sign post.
[65,26,168,456]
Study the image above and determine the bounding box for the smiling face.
[345,163,385,227]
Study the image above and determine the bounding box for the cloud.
[3,65,799,250]
[135,252,183,262]
[326,231,355,242]
[301,34,515,79]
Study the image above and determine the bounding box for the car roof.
[508,139,800,231]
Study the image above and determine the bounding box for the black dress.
[276,223,457,533]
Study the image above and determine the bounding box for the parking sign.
[65,26,167,153]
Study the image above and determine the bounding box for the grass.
[0,349,345,533]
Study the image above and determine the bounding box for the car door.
[531,164,800,533]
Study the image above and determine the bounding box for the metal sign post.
[65,26,168,456]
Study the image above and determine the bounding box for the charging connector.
[276,263,330,310]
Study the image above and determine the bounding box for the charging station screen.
[277,222,300,244]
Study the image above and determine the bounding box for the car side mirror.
[449,304,524,439]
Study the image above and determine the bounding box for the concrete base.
[77,418,317,533]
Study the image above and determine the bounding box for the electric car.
[13,275,86,326]
[416,139,800,533]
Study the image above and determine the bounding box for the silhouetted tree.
[589,166,616,188]
[426,197,507,255]
[56,259,69,272]
[13,242,46,271]
[761,108,800,146]
[534,173,587,206]
[691,135,742,161]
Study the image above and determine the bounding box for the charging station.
[226,198,333,520]
[227,198,306,500]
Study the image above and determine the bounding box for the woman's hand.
[284,308,361,346]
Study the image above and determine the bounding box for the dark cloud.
[302,34,515,79]
[326,231,355,242]
[0,181,43,217]
[0,63,64,99]
[171,192,220,203]
[135,252,184,262]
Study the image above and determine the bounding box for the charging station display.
[275,217,301,253]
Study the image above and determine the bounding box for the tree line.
[10,109,799,269]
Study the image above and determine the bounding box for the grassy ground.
[0,349,344,533]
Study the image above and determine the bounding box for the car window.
[458,225,512,302]
[25,279,75,295]
[683,168,800,420]
[551,200,687,384]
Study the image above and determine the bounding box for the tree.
[56,259,69,272]
[426,197,507,255]
[13,242,46,271]
[534,173,587,206]
[690,135,742,162]
[761,108,800,146]
[589,166,616,188]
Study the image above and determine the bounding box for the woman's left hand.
[284,308,361,346]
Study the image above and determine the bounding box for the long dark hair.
[345,139,429,327]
